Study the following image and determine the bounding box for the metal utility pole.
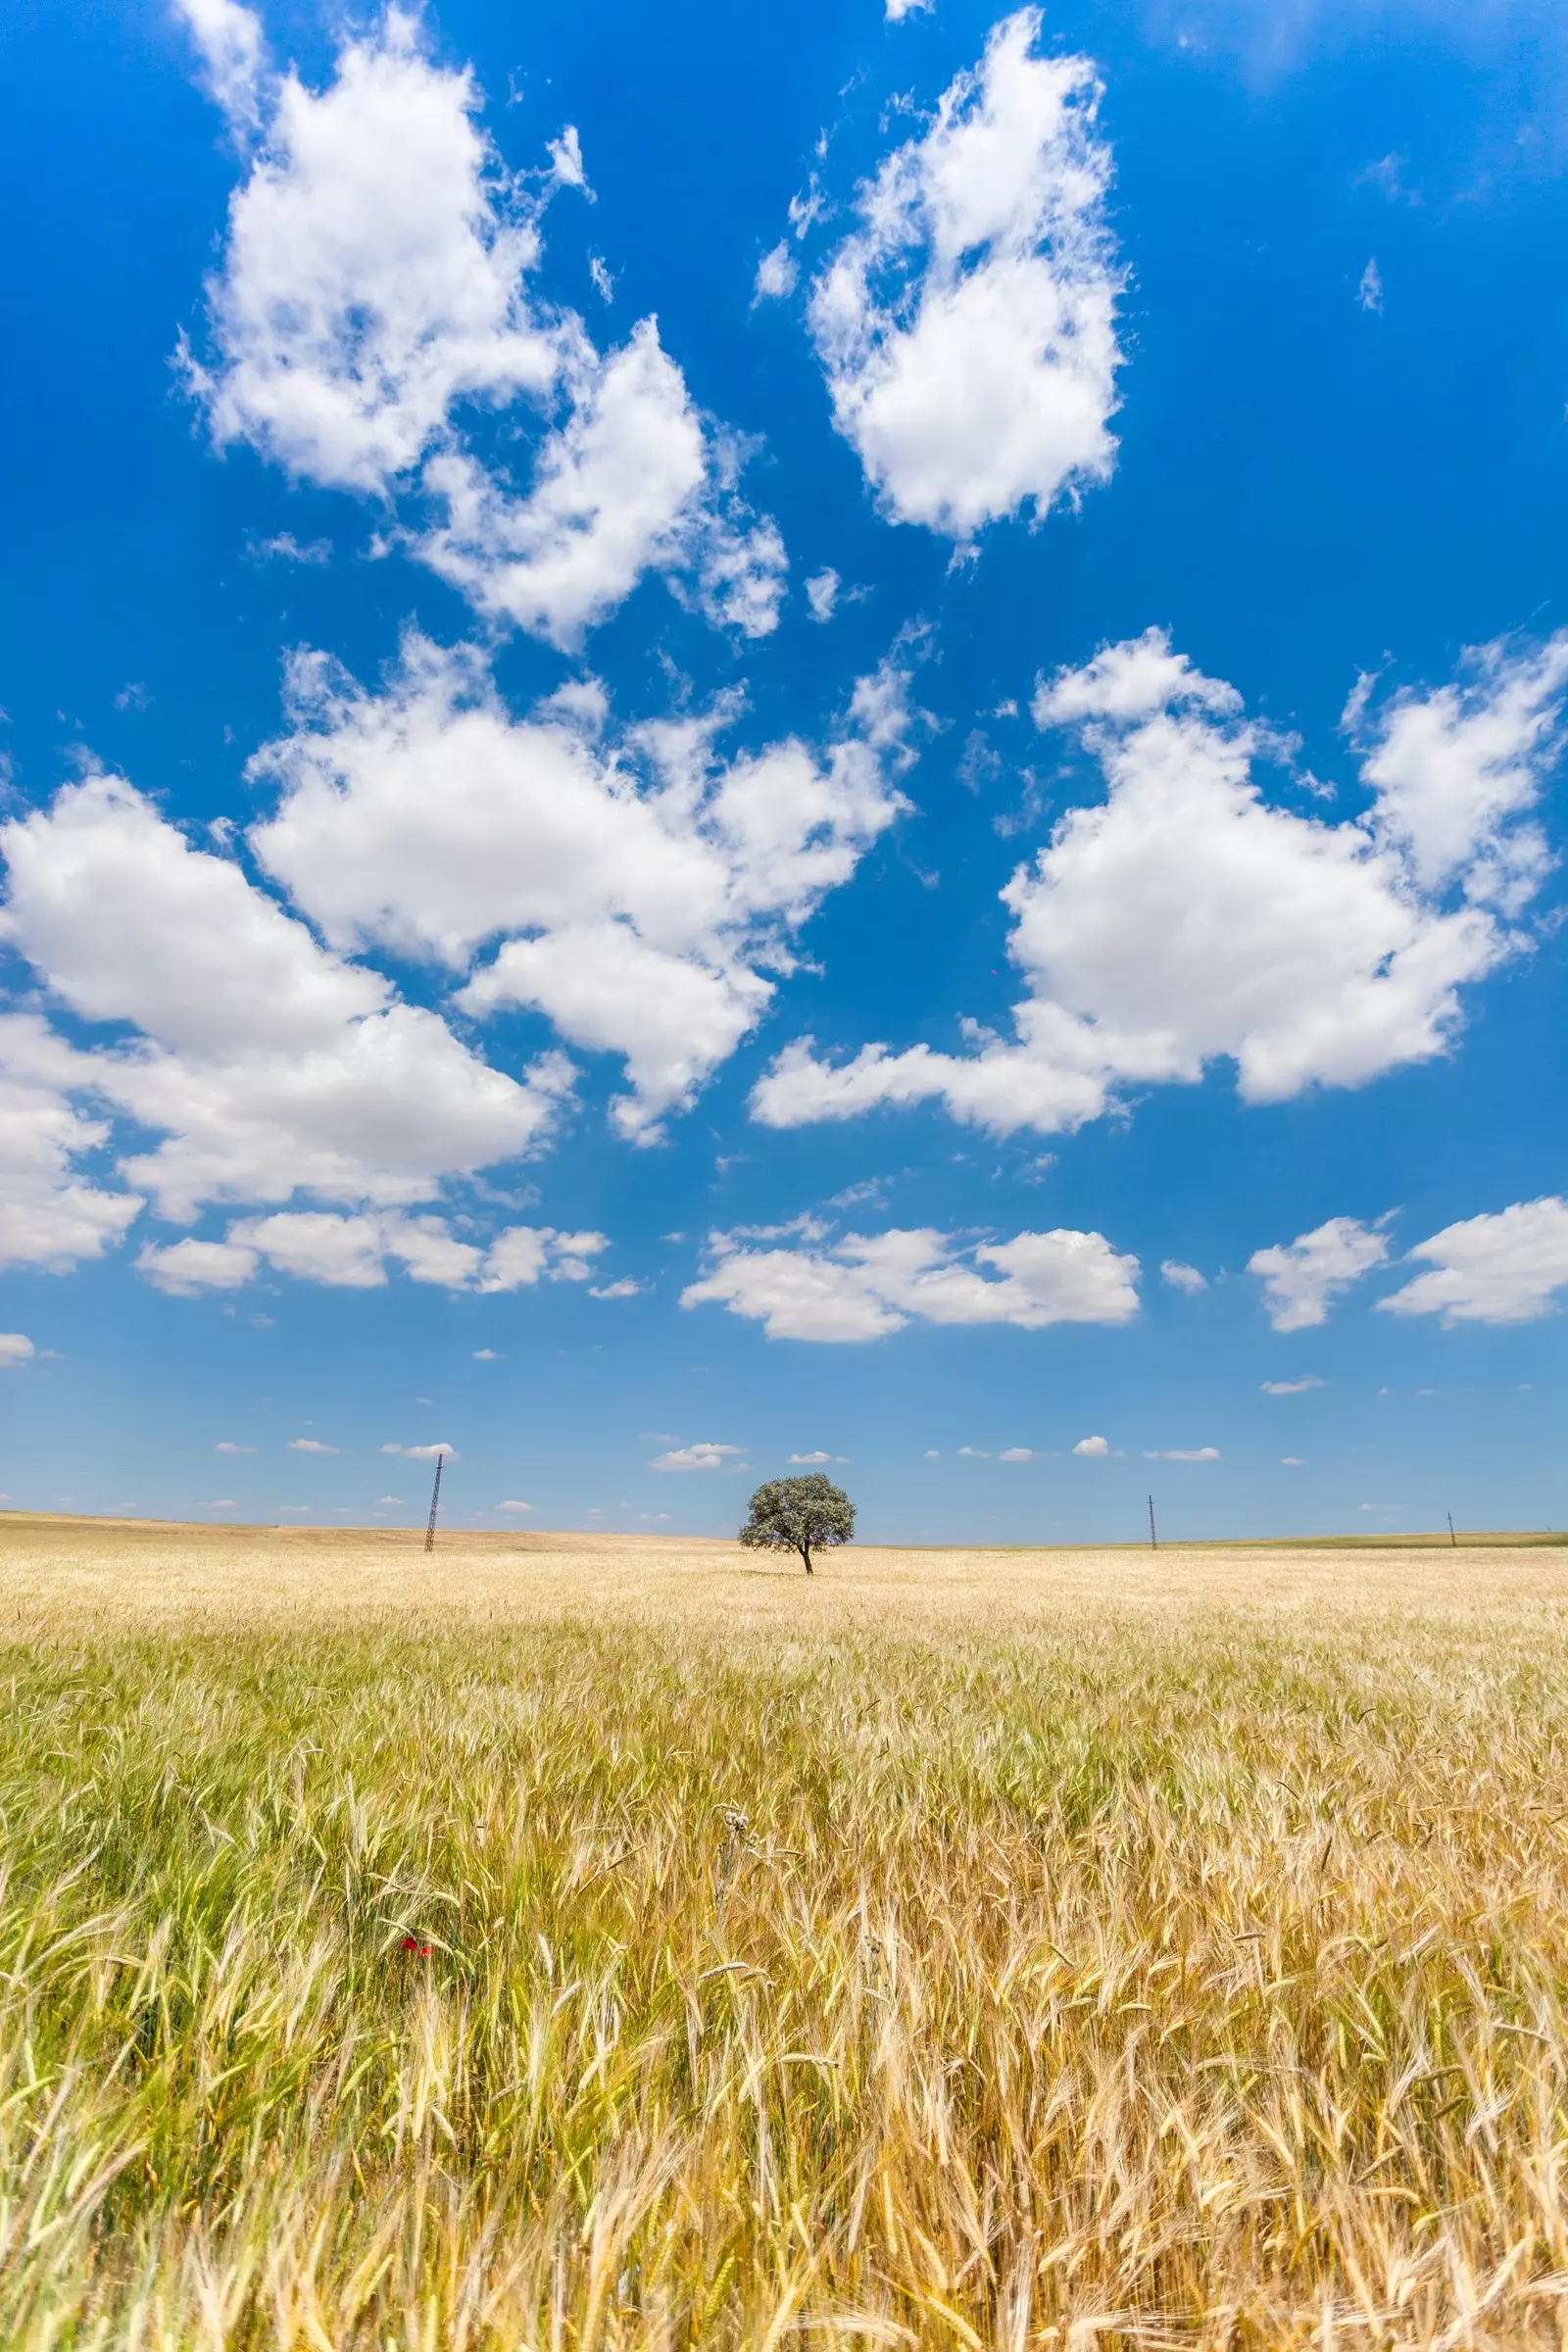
[1148,1494,1158,1550]
[424,1451,445,1554]
[1447,1511,1456,1548]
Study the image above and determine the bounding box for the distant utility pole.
[1447,1511,1456,1548]
[424,1451,445,1554]
[1148,1494,1158,1550]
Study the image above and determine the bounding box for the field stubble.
[1,1517,1568,2346]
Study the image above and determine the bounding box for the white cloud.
[682,1222,1139,1342]
[754,627,1563,1141]
[1357,257,1384,313]
[382,1442,458,1460]
[0,1334,34,1369]
[417,325,787,650]
[141,1210,602,1297]
[216,1442,254,1454]
[805,568,840,623]
[251,634,911,1139]
[0,1015,144,1272]
[183,11,786,648]
[1160,1259,1207,1294]
[1,774,566,1227]
[589,1277,643,1298]
[998,1446,1033,1461]
[808,9,1121,536]
[1250,1217,1392,1332]
[288,1437,338,1453]
[1072,1433,1108,1455]
[649,1442,746,1470]
[473,1348,499,1359]
[956,1446,990,1457]
[138,1237,259,1294]
[1281,1456,1304,1466]
[886,0,933,18]
[175,0,268,135]
[788,1449,846,1463]
[1260,1376,1326,1394]
[184,9,558,494]
[1145,1446,1220,1461]
[1379,1197,1568,1325]
[377,1494,404,1504]
[479,1225,609,1289]
[497,1498,533,1511]
[1349,632,1568,911]
[249,532,331,565]
[754,241,799,302]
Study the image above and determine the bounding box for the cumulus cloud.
[808,9,1121,536]
[1145,1446,1220,1461]
[0,1015,144,1272]
[649,1441,747,1470]
[174,0,268,135]
[1,774,566,1230]
[1378,1196,1568,1325]
[998,1446,1033,1461]
[0,1334,34,1369]
[140,1211,605,1296]
[288,1437,338,1453]
[184,9,557,492]
[1160,1259,1207,1294]
[754,241,799,303]
[753,627,1566,1141]
[1072,1433,1108,1455]
[497,1498,533,1511]
[589,1277,643,1298]
[382,1442,458,1460]
[416,331,787,649]
[216,1442,254,1453]
[789,1449,848,1463]
[805,568,840,622]
[181,9,785,647]
[1348,632,1568,911]
[1260,1376,1325,1394]
[250,634,912,1140]
[1249,1217,1392,1332]
[682,1221,1139,1342]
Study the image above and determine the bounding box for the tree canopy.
[738,1474,855,1575]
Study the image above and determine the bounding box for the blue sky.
[1,0,1565,1543]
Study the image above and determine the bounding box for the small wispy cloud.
[649,1442,746,1471]
[216,1441,254,1453]
[1144,1446,1220,1461]
[1357,257,1384,314]
[1160,1261,1207,1295]
[289,1437,339,1453]
[1261,1377,1325,1395]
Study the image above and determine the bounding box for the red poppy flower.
[401,1936,418,1951]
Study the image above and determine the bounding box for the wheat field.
[3,1512,1568,2348]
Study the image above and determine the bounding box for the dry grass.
[2,1514,1568,2347]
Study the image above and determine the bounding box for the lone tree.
[738,1473,855,1576]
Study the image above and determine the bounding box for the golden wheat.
[1,1513,1566,2347]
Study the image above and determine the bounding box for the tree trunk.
[801,1540,813,1575]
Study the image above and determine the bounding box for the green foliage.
[737,1472,856,1572]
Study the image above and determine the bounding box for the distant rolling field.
[1,1516,1567,2346]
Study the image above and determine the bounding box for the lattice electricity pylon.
[424,1451,445,1554]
